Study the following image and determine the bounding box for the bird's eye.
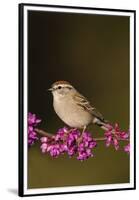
[58,86,62,89]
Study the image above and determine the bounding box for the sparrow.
[49,80,108,132]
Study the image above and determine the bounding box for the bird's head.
[48,80,76,98]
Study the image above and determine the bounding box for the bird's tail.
[92,117,110,131]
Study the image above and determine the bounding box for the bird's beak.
[48,88,53,91]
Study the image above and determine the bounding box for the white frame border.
[21,4,135,196]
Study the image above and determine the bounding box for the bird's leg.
[82,125,86,134]
[77,126,87,144]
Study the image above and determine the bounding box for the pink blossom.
[104,123,129,150]
[28,112,41,146]
[124,143,130,153]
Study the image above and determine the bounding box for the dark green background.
[28,10,129,188]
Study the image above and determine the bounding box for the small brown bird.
[49,81,108,132]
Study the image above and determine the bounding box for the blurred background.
[28,10,129,189]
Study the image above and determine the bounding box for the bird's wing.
[73,92,105,122]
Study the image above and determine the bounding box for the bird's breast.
[53,97,92,128]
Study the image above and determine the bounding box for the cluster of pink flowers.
[28,112,130,159]
[104,123,130,153]
[40,127,97,161]
[28,112,41,146]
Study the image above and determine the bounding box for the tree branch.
[35,128,54,137]
[35,128,129,141]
